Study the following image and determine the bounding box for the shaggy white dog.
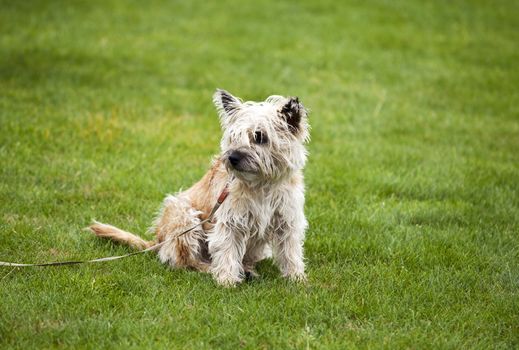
[89,89,310,286]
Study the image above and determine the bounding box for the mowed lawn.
[1,0,518,348]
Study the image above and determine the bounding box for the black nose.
[228,151,243,167]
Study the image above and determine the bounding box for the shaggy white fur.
[89,89,310,286]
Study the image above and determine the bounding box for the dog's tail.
[87,221,155,250]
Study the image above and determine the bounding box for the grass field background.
[1,0,518,348]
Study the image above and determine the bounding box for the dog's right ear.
[213,89,242,126]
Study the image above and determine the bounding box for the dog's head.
[213,89,310,183]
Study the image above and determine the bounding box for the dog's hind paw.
[244,269,259,281]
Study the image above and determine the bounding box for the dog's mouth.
[226,161,255,174]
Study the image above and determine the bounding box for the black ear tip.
[215,88,232,98]
[215,89,240,114]
[219,90,233,101]
[287,97,300,109]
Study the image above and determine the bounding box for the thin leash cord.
[0,183,230,268]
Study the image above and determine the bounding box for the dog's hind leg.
[242,238,269,278]
[152,195,209,272]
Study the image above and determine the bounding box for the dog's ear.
[213,89,242,126]
[280,97,307,133]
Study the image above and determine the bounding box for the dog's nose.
[228,151,243,167]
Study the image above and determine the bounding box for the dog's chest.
[231,190,284,238]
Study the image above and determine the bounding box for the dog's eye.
[253,131,268,145]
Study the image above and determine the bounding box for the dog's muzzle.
[228,150,246,169]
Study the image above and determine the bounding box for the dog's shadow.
[89,236,284,285]
[252,259,281,281]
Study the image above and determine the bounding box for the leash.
[0,183,230,268]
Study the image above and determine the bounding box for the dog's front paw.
[215,275,243,287]
[285,272,307,283]
[212,270,243,287]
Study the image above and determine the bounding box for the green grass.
[1,0,518,348]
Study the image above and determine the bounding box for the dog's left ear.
[213,89,242,126]
[280,97,307,134]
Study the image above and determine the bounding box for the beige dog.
[89,89,310,286]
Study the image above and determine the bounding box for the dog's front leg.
[208,223,247,286]
[272,217,307,282]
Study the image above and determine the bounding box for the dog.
[89,89,310,286]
